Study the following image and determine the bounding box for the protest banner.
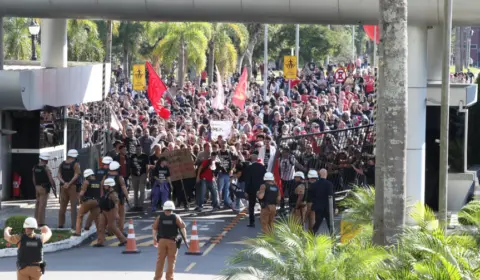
[210,121,233,140]
[161,149,196,182]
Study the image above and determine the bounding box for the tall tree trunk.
[373,0,407,246]
[178,39,185,88]
[105,20,113,63]
[123,50,129,80]
[240,23,263,80]
[455,27,463,72]
[207,40,215,86]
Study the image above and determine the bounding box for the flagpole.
[263,24,268,97]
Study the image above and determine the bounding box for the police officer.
[152,201,187,280]
[57,149,81,229]
[74,169,101,236]
[3,217,52,280]
[32,153,55,227]
[93,178,127,247]
[97,156,113,179]
[257,172,281,233]
[305,170,318,231]
[291,171,307,225]
[103,161,129,234]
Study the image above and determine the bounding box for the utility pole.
[295,24,300,67]
[352,25,356,62]
[325,25,331,67]
[439,0,453,233]
[263,24,268,97]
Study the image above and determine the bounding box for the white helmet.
[39,153,50,161]
[83,169,95,178]
[102,156,113,164]
[294,171,305,179]
[163,200,176,211]
[23,217,38,229]
[104,178,116,187]
[109,161,120,170]
[307,170,319,179]
[67,149,79,158]
[263,172,274,181]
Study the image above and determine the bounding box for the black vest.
[84,180,101,200]
[157,213,178,239]
[17,234,43,267]
[60,161,79,184]
[96,168,108,179]
[99,190,115,211]
[263,183,279,207]
[107,174,124,203]
[290,181,306,207]
[33,165,49,185]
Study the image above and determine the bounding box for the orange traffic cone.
[185,220,202,255]
[122,219,140,254]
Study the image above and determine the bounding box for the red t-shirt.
[199,160,214,181]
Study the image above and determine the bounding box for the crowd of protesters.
[78,60,377,213]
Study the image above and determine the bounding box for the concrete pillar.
[40,19,67,68]
[0,17,4,70]
[407,25,428,206]
[427,27,443,82]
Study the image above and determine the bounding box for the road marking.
[184,262,196,272]
[110,235,150,247]
[90,235,116,246]
[202,243,216,256]
[141,225,152,231]
[136,239,154,247]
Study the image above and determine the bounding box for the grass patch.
[0,229,72,249]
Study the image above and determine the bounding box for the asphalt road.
[0,199,338,280]
[0,212,259,280]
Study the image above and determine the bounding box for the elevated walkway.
[0,0,479,25]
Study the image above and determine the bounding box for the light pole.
[263,24,268,97]
[295,24,300,66]
[28,20,40,61]
[439,0,453,232]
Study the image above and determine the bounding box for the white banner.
[210,121,233,140]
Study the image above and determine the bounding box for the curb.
[0,225,97,258]
[210,209,247,244]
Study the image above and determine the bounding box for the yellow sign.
[283,56,297,79]
[132,64,146,91]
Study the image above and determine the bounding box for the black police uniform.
[60,161,81,191]
[83,180,102,202]
[33,165,50,192]
[157,212,179,241]
[17,234,44,273]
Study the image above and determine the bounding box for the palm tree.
[152,22,211,88]
[67,19,104,62]
[207,23,248,83]
[340,186,375,227]
[3,17,32,60]
[373,0,408,245]
[113,21,146,79]
[222,217,389,280]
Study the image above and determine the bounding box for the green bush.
[458,200,480,226]
[5,215,28,235]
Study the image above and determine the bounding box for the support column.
[407,25,427,206]
[40,19,67,68]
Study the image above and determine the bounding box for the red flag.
[363,25,380,45]
[290,79,301,89]
[145,62,169,119]
[232,67,247,110]
[273,157,283,196]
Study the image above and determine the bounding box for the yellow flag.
[132,64,146,91]
[283,56,297,79]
